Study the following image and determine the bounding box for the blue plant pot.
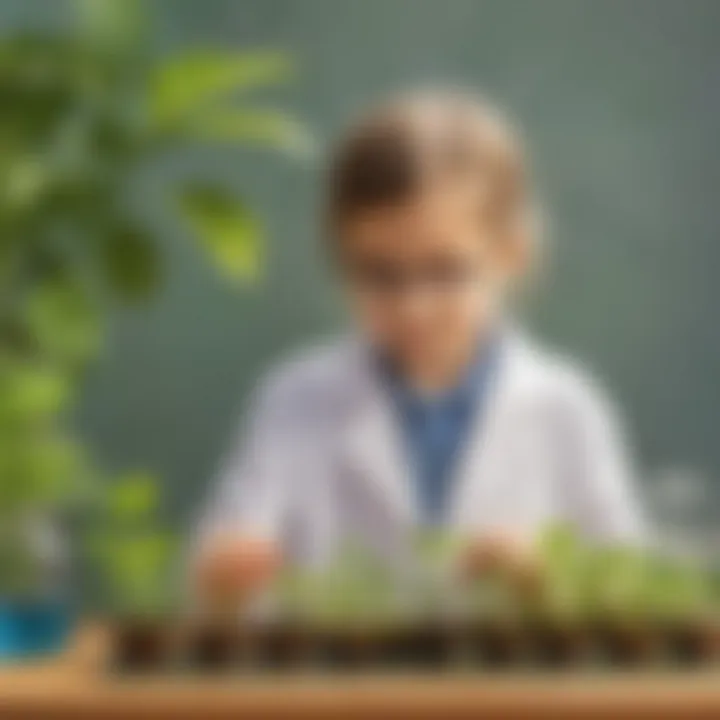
[0,600,74,662]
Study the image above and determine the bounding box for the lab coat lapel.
[448,333,531,528]
[338,342,414,524]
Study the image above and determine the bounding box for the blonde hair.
[327,90,540,249]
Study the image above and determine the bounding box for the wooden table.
[2,627,720,718]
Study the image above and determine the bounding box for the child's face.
[341,186,525,381]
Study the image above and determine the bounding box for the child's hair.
[327,90,538,248]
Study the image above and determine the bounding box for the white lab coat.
[195,332,644,570]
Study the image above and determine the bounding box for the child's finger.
[461,528,539,578]
[197,536,280,601]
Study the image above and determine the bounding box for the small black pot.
[111,619,175,673]
[249,622,314,670]
[466,619,527,669]
[666,618,720,666]
[593,617,664,667]
[389,621,466,670]
[311,625,388,670]
[525,618,594,669]
[184,621,243,672]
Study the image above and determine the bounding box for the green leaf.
[178,186,262,281]
[101,222,162,302]
[414,529,463,567]
[179,107,313,157]
[539,522,579,563]
[75,0,144,49]
[150,49,293,126]
[23,277,102,365]
[1,157,50,213]
[0,360,71,426]
[110,472,158,519]
[583,545,647,617]
[26,435,87,504]
[0,426,89,512]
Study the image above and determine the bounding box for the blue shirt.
[381,343,497,525]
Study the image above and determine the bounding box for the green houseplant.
[0,353,91,658]
[0,0,310,658]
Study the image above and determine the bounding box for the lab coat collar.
[448,330,535,527]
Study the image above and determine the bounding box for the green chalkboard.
[3,0,719,528]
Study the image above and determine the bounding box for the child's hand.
[461,528,544,595]
[195,535,280,608]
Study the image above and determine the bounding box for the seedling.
[89,472,177,671]
[229,524,720,672]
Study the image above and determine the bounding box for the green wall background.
[3,0,719,527]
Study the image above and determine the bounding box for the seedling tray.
[108,617,720,674]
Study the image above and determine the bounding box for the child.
[193,91,644,603]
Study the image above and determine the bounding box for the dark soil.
[110,616,720,674]
[249,622,314,670]
[466,620,528,668]
[666,620,720,665]
[111,620,175,672]
[525,619,594,668]
[593,619,665,666]
[185,622,242,671]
